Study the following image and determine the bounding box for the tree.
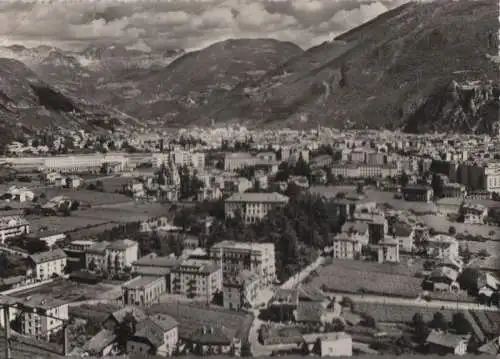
[448,226,456,236]
[362,314,376,328]
[457,268,482,295]
[115,312,137,350]
[430,312,448,331]
[478,249,490,259]
[451,312,471,335]
[400,172,410,188]
[25,238,49,254]
[412,313,425,327]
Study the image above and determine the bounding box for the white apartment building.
[332,233,361,260]
[209,241,276,288]
[170,259,222,298]
[42,154,128,173]
[0,215,30,244]
[28,249,67,280]
[172,150,205,169]
[224,152,257,171]
[20,295,69,340]
[225,192,289,224]
[85,239,139,272]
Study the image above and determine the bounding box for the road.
[323,291,500,312]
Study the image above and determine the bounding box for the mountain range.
[0,0,498,137]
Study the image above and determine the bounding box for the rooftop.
[28,249,67,264]
[123,276,163,289]
[225,192,289,203]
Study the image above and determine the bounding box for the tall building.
[209,241,276,288]
[28,249,67,280]
[170,259,222,298]
[85,239,139,273]
[224,192,289,224]
[19,295,69,340]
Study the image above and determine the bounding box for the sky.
[0,0,412,52]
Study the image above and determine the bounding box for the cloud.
[0,0,413,51]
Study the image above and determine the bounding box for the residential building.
[332,233,360,260]
[442,182,467,198]
[460,202,488,224]
[224,152,257,171]
[81,329,118,357]
[224,192,289,224]
[426,235,459,260]
[42,154,128,173]
[122,276,167,306]
[223,270,260,311]
[127,315,179,357]
[425,330,471,356]
[376,237,400,263]
[85,239,139,273]
[402,184,434,202]
[302,332,353,357]
[209,241,276,288]
[170,259,222,298]
[19,295,69,340]
[183,325,241,356]
[0,215,30,244]
[28,249,67,280]
[340,221,369,246]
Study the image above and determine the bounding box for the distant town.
[0,125,498,358]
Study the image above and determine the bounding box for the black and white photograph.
[0,0,499,358]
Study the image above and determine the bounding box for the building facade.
[0,215,30,244]
[122,276,166,306]
[170,259,222,298]
[28,249,67,280]
[209,241,276,288]
[224,192,289,224]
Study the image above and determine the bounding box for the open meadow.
[10,279,119,302]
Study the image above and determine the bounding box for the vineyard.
[312,262,422,298]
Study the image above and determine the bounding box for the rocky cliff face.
[404,80,499,135]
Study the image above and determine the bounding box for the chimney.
[63,324,69,355]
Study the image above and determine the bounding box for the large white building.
[85,239,139,272]
[224,192,289,224]
[20,295,69,340]
[209,241,276,288]
[28,249,67,280]
[42,154,128,173]
[0,215,30,244]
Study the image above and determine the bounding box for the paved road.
[324,291,500,312]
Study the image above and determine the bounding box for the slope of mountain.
[0,58,137,142]
[195,0,499,132]
[100,38,304,123]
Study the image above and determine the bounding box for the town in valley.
[0,125,499,358]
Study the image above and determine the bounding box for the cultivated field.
[10,279,119,302]
[28,215,109,234]
[420,215,500,239]
[353,302,456,323]
[312,260,423,298]
[148,302,253,342]
[43,188,131,206]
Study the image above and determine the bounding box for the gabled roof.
[134,315,178,349]
[426,330,471,349]
[29,249,67,264]
[185,325,232,345]
[82,329,116,354]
